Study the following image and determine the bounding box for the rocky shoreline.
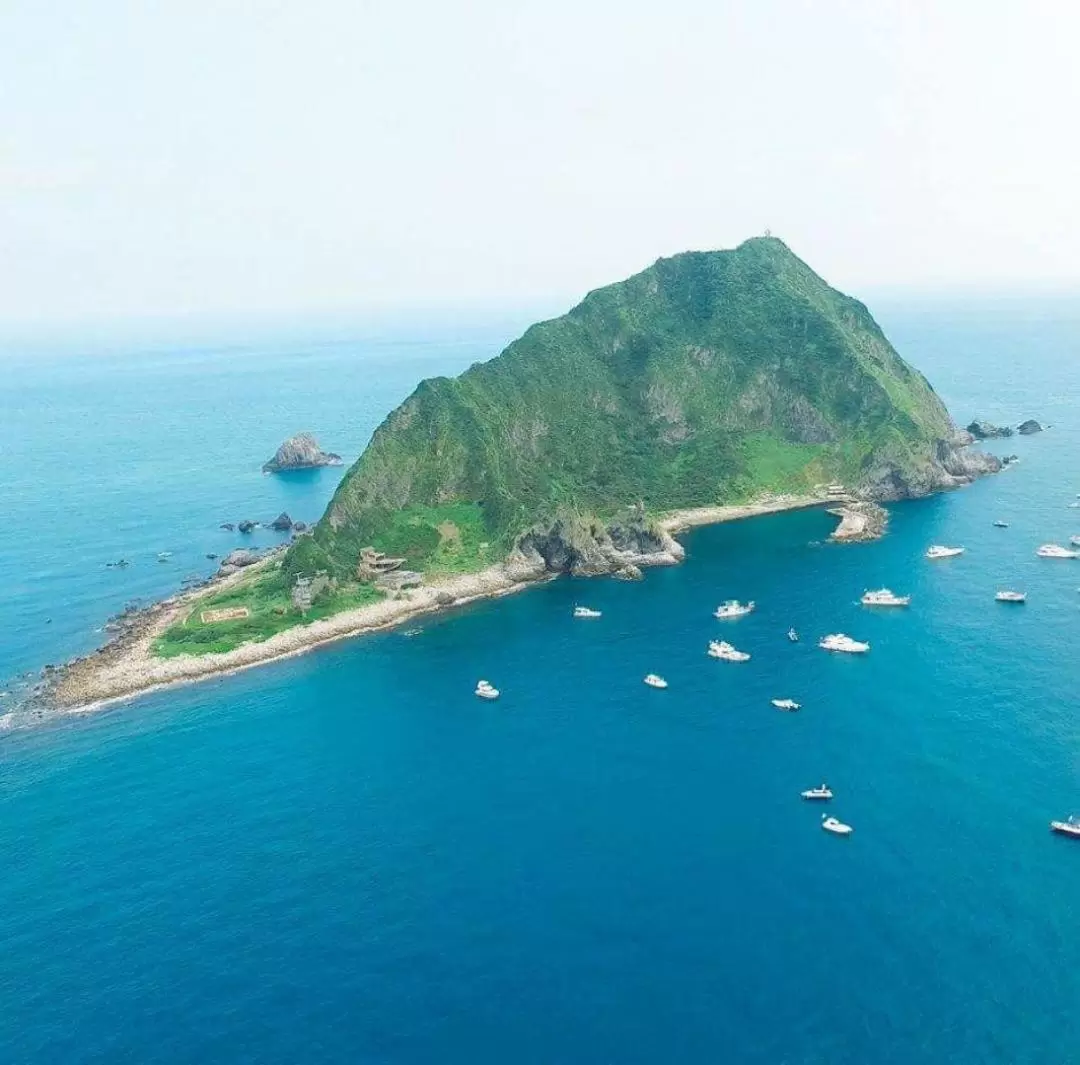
[30,494,847,717]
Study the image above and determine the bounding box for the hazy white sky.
[2,0,1079,325]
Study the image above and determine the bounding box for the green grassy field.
[153,562,384,658]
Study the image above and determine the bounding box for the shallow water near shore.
[3,300,1080,1063]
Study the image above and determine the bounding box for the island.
[45,237,999,711]
[262,432,342,473]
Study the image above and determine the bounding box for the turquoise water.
[2,301,1080,1063]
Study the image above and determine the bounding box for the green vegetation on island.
[285,237,992,583]
[153,562,383,658]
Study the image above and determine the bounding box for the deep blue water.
[2,300,1080,1063]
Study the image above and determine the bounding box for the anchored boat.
[860,588,910,607]
[714,600,755,619]
[926,545,965,559]
[707,640,751,662]
[819,633,870,654]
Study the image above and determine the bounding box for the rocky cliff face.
[286,237,995,580]
[263,433,342,473]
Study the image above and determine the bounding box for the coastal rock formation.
[966,419,1014,440]
[828,502,888,543]
[270,512,294,531]
[218,549,261,575]
[1017,418,1043,435]
[262,433,342,473]
[284,237,1000,584]
[238,520,256,534]
[219,522,235,532]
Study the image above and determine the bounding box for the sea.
[1,297,1079,1064]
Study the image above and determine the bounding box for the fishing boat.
[771,698,800,711]
[573,606,602,619]
[819,633,870,654]
[860,588,910,607]
[1051,817,1080,838]
[1037,543,1079,559]
[995,590,1026,603]
[713,600,755,619]
[993,520,1010,528]
[475,679,500,700]
[821,815,853,835]
[707,640,750,662]
[926,545,965,559]
[643,673,668,690]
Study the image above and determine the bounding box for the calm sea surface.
[1,299,1080,1063]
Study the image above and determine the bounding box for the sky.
[2,0,1079,327]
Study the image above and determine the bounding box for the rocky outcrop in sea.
[859,433,1001,501]
[1017,419,1043,435]
[966,419,1014,439]
[262,433,342,473]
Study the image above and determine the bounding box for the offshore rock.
[966,419,1013,439]
[270,512,294,531]
[263,432,342,473]
[1017,418,1043,435]
[217,549,261,576]
[238,520,256,534]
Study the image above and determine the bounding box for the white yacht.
[1051,817,1080,838]
[926,545,965,559]
[713,599,755,619]
[643,673,668,689]
[801,785,833,800]
[1037,543,1079,559]
[475,679,500,700]
[1069,502,1080,509]
[860,588,910,607]
[573,606,602,619]
[771,698,800,711]
[993,520,1010,528]
[819,633,870,654]
[821,815,853,836]
[707,640,751,662]
[995,590,1027,603]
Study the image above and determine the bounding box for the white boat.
[157,551,172,560]
[995,587,1028,603]
[860,588,910,607]
[474,679,500,700]
[1071,536,1080,548]
[713,599,755,619]
[822,815,853,835]
[926,545,965,559]
[1036,543,1079,559]
[1051,817,1080,838]
[772,698,800,711]
[819,633,870,654]
[993,521,1010,528]
[1069,502,1080,509]
[573,606,602,619]
[643,673,668,689]
[707,640,750,662]
[787,628,799,642]
[801,785,833,800]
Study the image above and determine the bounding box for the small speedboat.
[475,679,500,700]
[157,551,172,561]
[860,588,910,607]
[993,520,1010,528]
[926,545,965,559]
[1051,817,1080,838]
[787,628,799,642]
[1069,502,1080,509]
[573,606,602,619]
[995,590,1027,603]
[819,633,870,654]
[1037,543,1079,559]
[713,600,755,619]
[1070,536,1080,548]
[821,815,853,835]
[801,785,833,800]
[772,698,800,711]
[707,640,750,662]
[643,673,668,690]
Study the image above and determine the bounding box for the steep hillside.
[286,237,995,579]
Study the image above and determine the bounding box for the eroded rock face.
[262,433,342,473]
[515,511,683,577]
[859,438,1001,501]
[270,512,293,531]
[218,549,261,575]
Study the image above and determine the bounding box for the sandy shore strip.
[46,493,843,714]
